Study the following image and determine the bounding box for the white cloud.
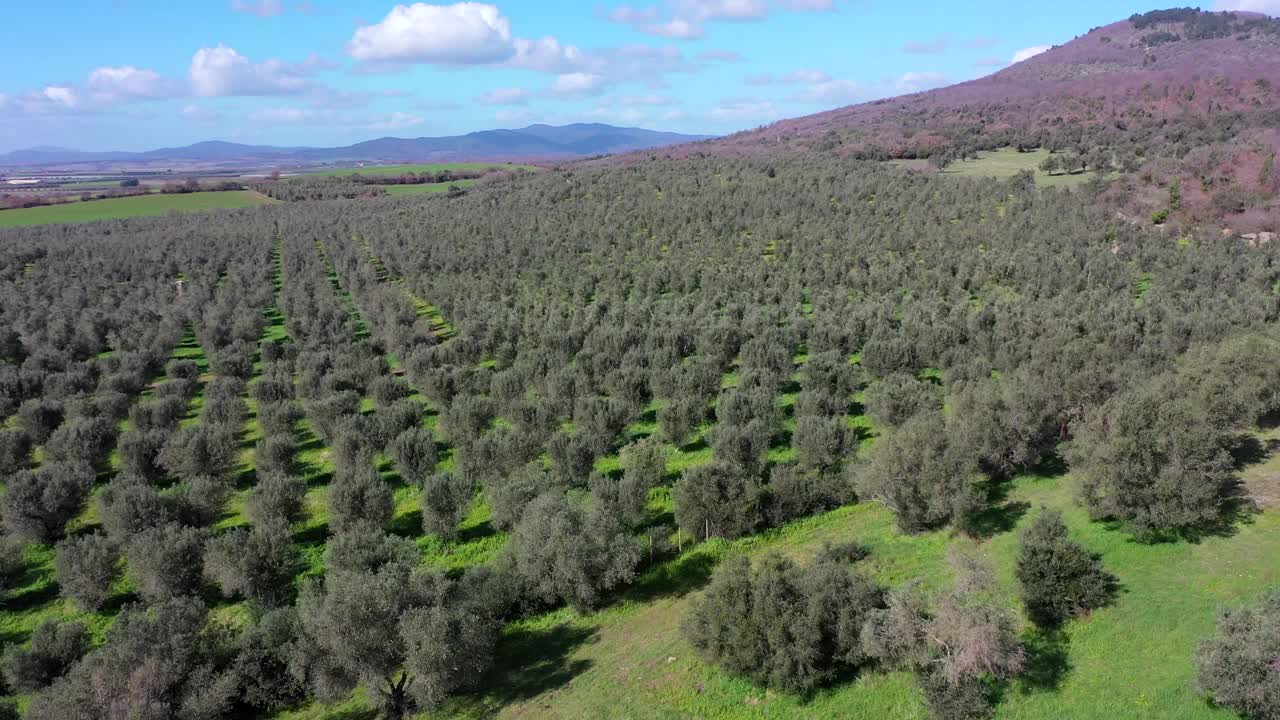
[42,86,79,109]
[190,45,320,96]
[477,87,531,105]
[347,2,515,65]
[644,18,705,38]
[1212,1,1280,14]
[618,93,676,106]
[87,66,175,100]
[509,36,585,73]
[1011,45,1050,64]
[974,56,1007,68]
[779,0,837,9]
[495,108,535,125]
[606,5,661,23]
[549,73,606,97]
[781,69,830,84]
[180,104,223,124]
[230,0,285,16]
[792,78,862,104]
[707,98,778,122]
[581,106,646,125]
[605,0,768,41]
[675,0,768,21]
[251,107,323,124]
[894,71,948,93]
[661,109,686,120]
[364,111,424,131]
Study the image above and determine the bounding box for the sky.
[1,0,1277,152]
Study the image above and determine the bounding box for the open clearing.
[0,191,278,227]
[890,148,1102,188]
[385,179,479,195]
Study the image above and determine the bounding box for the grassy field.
[0,191,278,228]
[385,179,479,195]
[419,471,1278,720]
[304,163,540,177]
[890,148,1103,188]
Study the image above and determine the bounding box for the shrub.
[683,553,884,692]
[1,620,88,692]
[246,473,306,524]
[125,523,207,603]
[328,465,394,533]
[1195,591,1280,720]
[204,519,294,605]
[53,532,119,611]
[1016,509,1114,626]
[505,492,641,611]
[1,461,95,543]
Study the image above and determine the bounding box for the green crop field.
[304,163,541,177]
[890,148,1104,188]
[385,179,479,195]
[0,191,278,228]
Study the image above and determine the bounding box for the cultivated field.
[0,191,278,227]
[385,180,479,195]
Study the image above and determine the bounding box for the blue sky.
[1,0,1276,151]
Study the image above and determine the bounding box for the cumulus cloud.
[707,98,778,122]
[675,0,768,21]
[1011,45,1050,64]
[1212,0,1280,14]
[894,71,948,93]
[605,0,771,40]
[363,111,424,131]
[347,2,515,65]
[87,66,177,100]
[477,87,531,105]
[509,36,585,73]
[791,78,862,104]
[190,45,325,96]
[180,104,223,124]
[549,73,606,97]
[230,0,285,16]
[780,0,838,9]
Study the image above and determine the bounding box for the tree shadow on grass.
[4,580,61,613]
[626,547,720,603]
[473,623,597,710]
[1017,628,1072,694]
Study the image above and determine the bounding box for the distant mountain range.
[0,124,713,168]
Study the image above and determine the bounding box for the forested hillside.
[652,8,1280,231]
[0,146,1278,719]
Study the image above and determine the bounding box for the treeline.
[250,176,388,202]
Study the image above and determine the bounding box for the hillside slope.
[663,9,1280,229]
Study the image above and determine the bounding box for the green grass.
[404,472,1278,720]
[889,148,1105,189]
[385,179,479,195]
[303,163,541,177]
[943,148,1102,188]
[0,191,278,227]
